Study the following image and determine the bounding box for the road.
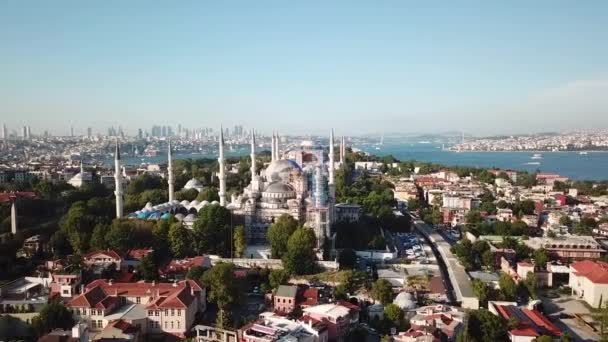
[408,213,479,310]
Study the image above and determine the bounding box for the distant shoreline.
[445,149,608,153]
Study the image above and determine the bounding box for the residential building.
[68,279,205,338]
[302,303,359,341]
[274,285,297,314]
[523,236,605,260]
[569,260,608,307]
[240,312,328,342]
[488,301,561,342]
[83,250,122,274]
[334,203,362,223]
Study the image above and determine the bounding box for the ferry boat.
[531,153,542,159]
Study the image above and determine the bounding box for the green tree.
[480,201,497,215]
[105,219,134,253]
[371,279,393,304]
[267,214,299,258]
[269,269,291,290]
[31,301,74,336]
[482,249,495,269]
[559,215,572,226]
[283,228,317,275]
[466,210,483,226]
[49,230,72,257]
[169,222,191,257]
[338,248,357,270]
[202,263,243,328]
[186,266,206,280]
[90,223,109,250]
[533,248,549,269]
[524,272,538,299]
[573,222,593,235]
[384,303,404,328]
[499,273,518,301]
[60,201,97,253]
[472,279,490,306]
[465,309,508,342]
[196,187,220,202]
[192,204,231,256]
[152,219,171,251]
[233,225,247,258]
[137,254,158,281]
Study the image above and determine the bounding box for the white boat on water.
[531,153,542,159]
[526,162,541,165]
[579,151,588,155]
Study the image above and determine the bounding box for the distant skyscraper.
[137,128,143,139]
[2,123,7,141]
[22,126,27,140]
[87,127,92,138]
[26,126,31,139]
[70,126,74,137]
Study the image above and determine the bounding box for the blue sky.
[1,1,607,136]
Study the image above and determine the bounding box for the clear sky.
[1,1,607,136]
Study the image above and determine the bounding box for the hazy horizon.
[2,1,608,136]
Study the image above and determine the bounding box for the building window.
[155,321,160,328]
[155,310,159,316]
[165,309,169,316]
[177,310,181,316]
[164,321,168,329]
[97,320,102,328]
[136,297,141,304]
[148,321,153,329]
[171,309,175,316]
[148,310,154,316]
[171,321,174,329]
[177,321,180,329]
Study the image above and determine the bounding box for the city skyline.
[1,1,608,135]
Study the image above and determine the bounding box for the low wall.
[208,256,338,271]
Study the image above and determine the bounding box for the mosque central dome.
[264,159,301,182]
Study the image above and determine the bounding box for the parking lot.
[396,232,435,264]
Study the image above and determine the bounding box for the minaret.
[271,132,276,162]
[218,127,226,206]
[328,129,336,224]
[10,200,18,235]
[80,160,84,175]
[340,136,346,164]
[275,133,280,160]
[114,139,124,218]
[250,130,256,184]
[167,139,175,202]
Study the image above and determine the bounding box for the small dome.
[184,178,204,192]
[171,200,180,205]
[201,200,210,206]
[211,200,219,205]
[144,202,154,210]
[190,200,200,207]
[180,200,190,206]
[393,292,417,310]
[175,213,185,221]
[184,214,196,222]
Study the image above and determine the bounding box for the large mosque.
[115,129,348,255]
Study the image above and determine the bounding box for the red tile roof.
[510,327,539,337]
[84,250,121,260]
[571,260,608,284]
[70,279,204,310]
[125,249,153,260]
